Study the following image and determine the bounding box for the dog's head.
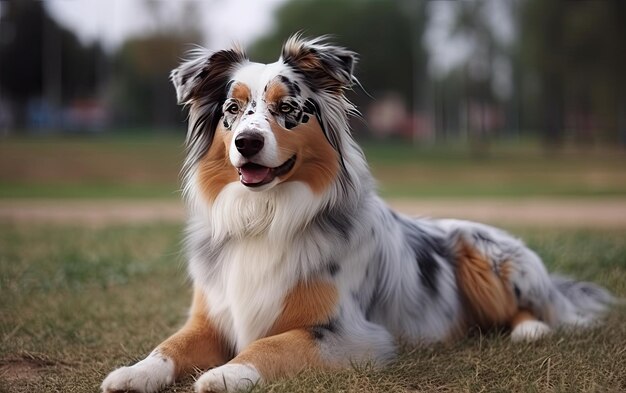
[171,35,359,202]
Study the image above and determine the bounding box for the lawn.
[0,222,624,392]
[2,135,626,199]
[0,135,184,199]
[1,134,625,391]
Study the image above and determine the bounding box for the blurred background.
[2,3,626,391]
[1,0,625,206]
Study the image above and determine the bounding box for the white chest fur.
[186,180,333,352]
[202,237,297,352]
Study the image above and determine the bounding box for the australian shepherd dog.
[102,35,613,393]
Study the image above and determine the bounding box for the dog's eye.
[279,103,294,114]
[226,103,239,114]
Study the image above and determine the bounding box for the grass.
[0,222,624,392]
[1,132,625,391]
[363,141,626,198]
[0,135,184,199]
[2,135,626,199]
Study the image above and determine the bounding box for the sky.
[46,0,288,53]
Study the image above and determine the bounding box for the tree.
[110,32,200,127]
[0,0,106,129]
[519,0,626,146]
[426,0,518,151]
[107,0,202,128]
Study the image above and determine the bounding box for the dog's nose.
[235,132,264,158]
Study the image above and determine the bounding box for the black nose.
[235,132,264,158]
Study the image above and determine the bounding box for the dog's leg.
[194,328,325,393]
[194,306,396,393]
[453,226,556,341]
[102,287,227,393]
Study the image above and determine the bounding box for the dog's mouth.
[237,155,297,188]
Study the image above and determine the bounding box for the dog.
[101,35,613,393]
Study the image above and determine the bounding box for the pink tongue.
[240,166,271,184]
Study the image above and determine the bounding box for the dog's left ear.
[281,35,357,94]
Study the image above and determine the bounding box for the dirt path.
[389,198,626,228]
[0,200,185,226]
[2,198,626,228]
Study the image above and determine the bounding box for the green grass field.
[1,135,625,391]
[1,222,624,392]
[0,135,184,199]
[2,135,626,199]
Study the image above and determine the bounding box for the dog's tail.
[548,274,615,328]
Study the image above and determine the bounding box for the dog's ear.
[281,35,357,94]
[172,47,248,175]
[171,47,248,105]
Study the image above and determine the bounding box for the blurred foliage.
[432,0,517,149]
[107,1,202,127]
[0,0,625,146]
[0,0,106,127]
[110,33,197,127]
[0,0,201,130]
[519,0,626,145]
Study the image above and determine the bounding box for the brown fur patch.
[455,240,518,328]
[157,287,228,377]
[288,51,322,73]
[264,80,289,105]
[197,125,238,202]
[269,280,338,336]
[270,117,340,194]
[230,82,251,103]
[230,329,328,380]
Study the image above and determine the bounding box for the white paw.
[511,320,551,343]
[194,363,260,393]
[101,351,175,393]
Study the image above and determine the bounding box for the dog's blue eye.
[279,103,294,114]
[227,103,239,114]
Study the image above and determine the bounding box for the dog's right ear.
[170,47,248,105]
[281,35,357,95]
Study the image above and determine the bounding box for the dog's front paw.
[101,352,175,393]
[194,363,260,393]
